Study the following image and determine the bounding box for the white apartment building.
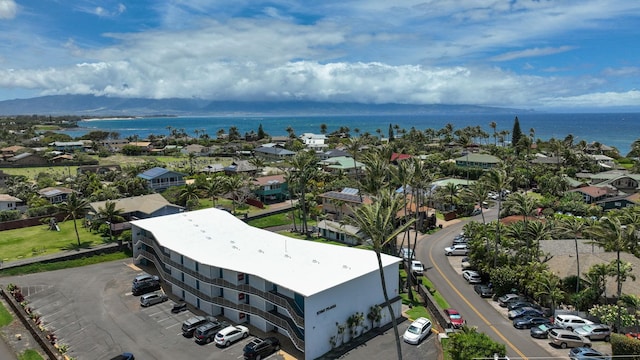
[131,208,402,360]
[299,133,328,151]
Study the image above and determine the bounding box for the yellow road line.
[428,250,528,360]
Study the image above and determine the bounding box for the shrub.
[611,333,640,359]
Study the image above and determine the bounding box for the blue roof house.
[137,167,186,192]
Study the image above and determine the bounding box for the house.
[252,174,288,203]
[318,148,349,160]
[254,145,296,161]
[390,152,412,163]
[0,194,22,210]
[596,193,640,211]
[318,188,372,221]
[224,160,258,176]
[7,152,48,166]
[181,144,214,156]
[454,153,501,169]
[198,164,225,174]
[51,154,74,163]
[48,141,88,153]
[316,219,367,245]
[137,167,186,192]
[87,194,184,233]
[299,133,328,151]
[38,186,76,204]
[569,185,618,204]
[1,145,26,160]
[319,156,365,177]
[131,208,401,360]
[588,154,616,169]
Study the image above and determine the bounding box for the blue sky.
[0,0,639,111]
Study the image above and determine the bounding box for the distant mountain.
[0,94,528,116]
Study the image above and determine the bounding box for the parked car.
[399,247,415,260]
[182,316,209,337]
[548,328,592,349]
[131,279,160,296]
[243,336,281,359]
[171,301,187,313]
[498,294,526,307]
[452,236,468,245]
[215,325,250,347]
[512,316,552,329]
[462,270,482,284]
[507,301,542,311]
[554,314,594,331]
[461,257,471,269]
[568,346,610,360]
[507,307,543,320]
[410,260,424,276]
[402,317,432,344]
[110,353,135,360]
[530,323,563,339]
[573,324,611,342]
[132,273,159,284]
[139,292,168,307]
[444,308,465,328]
[444,244,469,256]
[474,284,494,298]
[194,320,227,344]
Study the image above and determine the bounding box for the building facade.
[131,208,401,360]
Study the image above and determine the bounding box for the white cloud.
[491,46,576,62]
[540,90,640,108]
[0,0,17,19]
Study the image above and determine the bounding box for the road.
[418,207,553,360]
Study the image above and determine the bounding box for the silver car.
[140,292,168,307]
[573,324,611,342]
[548,328,591,349]
[444,244,469,256]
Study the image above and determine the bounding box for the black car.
[194,320,226,344]
[473,284,494,298]
[508,307,544,320]
[243,337,281,359]
[171,301,187,313]
[110,353,134,360]
[530,323,563,339]
[507,301,542,311]
[131,279,160,296]
[512,316,552,329]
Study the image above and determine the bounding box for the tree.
[204,175,228,207]
[288,150,319,235]
[482,168,511,266]
[533,270,565,316]
[557,217,588,293]
[179,183,200,210]
[489,121,497,146]
[225,175,248,214]
[347,192,415,360]
[447,326,506,360]
[511,116,522,153]
[95,200,125,240]
[57,192,89,247]
[257,124,267,139]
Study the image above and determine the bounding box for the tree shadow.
[61,241,94,251]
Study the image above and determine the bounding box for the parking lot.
[1,260,438,360]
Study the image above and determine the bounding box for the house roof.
[0,194,22,202]
[453,153,501,163]
[38,186,75,197]
[432,178,475,187]
[225,160,258,172]
[390,153,412,162]
[89,193,183,215]
[1,145,25,152]
[200,164,225,173]
[131,208,400,297]
[138,167,185,180]
[319,156,364,170]
[254,146,296,156]
[253,174,286,186]
[8,153,33,161]
[318,188,372,205]
[569,185,616,198]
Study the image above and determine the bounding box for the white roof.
[131,208,400,297]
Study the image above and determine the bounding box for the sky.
[0,0,639,111]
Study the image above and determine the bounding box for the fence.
[0,213,66,231]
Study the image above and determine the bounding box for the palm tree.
[179,183,200,210]
[462,182,488,224]
[205,175,228,207]
[505,192,537,259]
[225,175,247,214]
[489,121,497,146]
[346,137,363,202]
[95,200,125,240]
[443,182,460,211]
[534,270,565,317]
[483,168,512,266]
[57,192,89,247]
[557,217,588,293]
[347,192,415,360]
[288,150,319,235]
[392,158,415,300]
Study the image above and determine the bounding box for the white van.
[554,314,593,331]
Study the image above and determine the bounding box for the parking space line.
[147,310,165,316]
[157,316,174,323]
[165,322,181,330]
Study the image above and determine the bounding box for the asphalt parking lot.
[1,260,438,360]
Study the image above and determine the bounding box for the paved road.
[418,207,554,360]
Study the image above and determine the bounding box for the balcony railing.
[135,249,305,351]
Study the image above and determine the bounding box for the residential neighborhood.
[1,115,640,359]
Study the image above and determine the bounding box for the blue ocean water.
[61,112,640,156]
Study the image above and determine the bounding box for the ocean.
[60,112,640,156]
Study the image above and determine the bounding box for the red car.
[444,308,465,328]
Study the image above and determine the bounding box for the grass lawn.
[0,251,130,277]
[247,212,292,228]
[0,220,106,262]
[0,301,12,327]
[422,276,450,309]
[18,349,45,360]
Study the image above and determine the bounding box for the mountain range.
[0,95,528,116]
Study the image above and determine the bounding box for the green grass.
[0,220,106,262]
[422,276,450,309]
[0,301,13,327]
[247,212,292,228]
[0,251,130,277]
[18,349,44,360]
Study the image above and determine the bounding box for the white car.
[410,260,424,276]
[214,325,249,347]
[399,247,415,260]
[139,292,168,307]
[462,270,482,283]
[444,244,469,256]
[403,317,432,344]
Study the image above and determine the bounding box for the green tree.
[204,175,228,207]
[179,183,200,210]
[347,192,415,360]
[288,150,319,235]
[447,326,506,360]
[557,217,589,293]
[95,200,126,240]
[483,168,512,266]
[57,192,90,247]
[511,116,522,154]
